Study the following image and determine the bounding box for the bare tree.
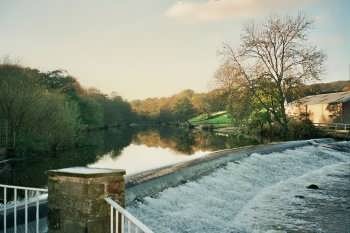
[219,13,325,136]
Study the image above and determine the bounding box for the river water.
[1,129,349,232]
[128,140,350,233]
[0,127,255,187]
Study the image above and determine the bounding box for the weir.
[125,138,333,204]
[127,139,350,233]
[0,138,339,232]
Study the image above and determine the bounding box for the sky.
[1,0,349,100]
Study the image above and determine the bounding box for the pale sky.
[1,0,349,100]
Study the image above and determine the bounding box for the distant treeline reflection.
[133,127,257,155]
[0,127,257,188]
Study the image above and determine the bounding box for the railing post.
[48,167,126,233]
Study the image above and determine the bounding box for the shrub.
[287,119,321,139]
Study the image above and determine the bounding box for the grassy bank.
[189,111,233,127]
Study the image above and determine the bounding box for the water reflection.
[89,144,208,175]
[132,128,256,155]
[133,128,197,155]
[0,127,257,187]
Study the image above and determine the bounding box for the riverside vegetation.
[0,63,135,154]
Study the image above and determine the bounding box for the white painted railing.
[105,197,154,233]
[313,123,350,132]
[0,184,48,233]
[1,186,154,233]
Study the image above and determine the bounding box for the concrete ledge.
[48,167,126,178]
[125,138,333,204]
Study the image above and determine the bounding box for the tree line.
[131,89,227,124]
[0,62,228,154]
[0,63,135,154]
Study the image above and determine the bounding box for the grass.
[189,111,233,126]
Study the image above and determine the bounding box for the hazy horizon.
[1,0,349,100]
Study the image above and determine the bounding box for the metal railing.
[105,197,154,233]
[1,185,154,233]
[0,184,48,233]
[313,123,350,131]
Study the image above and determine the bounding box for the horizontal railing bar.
[313,122,350,131]
[313,122,350,124]
[105,197,154,233]
[0,184,47,192]
[1,198,48,212]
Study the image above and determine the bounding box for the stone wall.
[48,167,125,233]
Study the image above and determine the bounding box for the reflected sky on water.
[89,144,209,175]
[0,127,257,187]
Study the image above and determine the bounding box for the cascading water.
[128,141,350,233]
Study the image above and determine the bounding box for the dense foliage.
[131,89,227,123]
[0,64,135,153]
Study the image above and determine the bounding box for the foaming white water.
[233,162,350,233]
[128,141,350,233]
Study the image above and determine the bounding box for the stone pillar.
[48,167,126,233]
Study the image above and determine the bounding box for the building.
[287,91,350,124]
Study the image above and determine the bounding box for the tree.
[78,95,103,127]
[30,93,80,150]
[214,61,253,124]
[0,64,45,148]
[159,107,174,123]
[248,109,271,138]
[40,70,83,98]
[173,98,196,122]
[103,95,134,126]
[0,64,80,151]
[219,14,325,137]
[192,90,229,119]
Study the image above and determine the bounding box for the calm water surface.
[0,127,256,187]
[89,144,208,174]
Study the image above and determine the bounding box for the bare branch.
[216,13,325,134]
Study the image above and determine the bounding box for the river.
[1,132,349,232]
[0,127,256,188]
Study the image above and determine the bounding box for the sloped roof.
[293,91,350,105]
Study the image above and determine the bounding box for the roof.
[292,91,350,105]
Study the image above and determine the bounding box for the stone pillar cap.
[48,166,126,177]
